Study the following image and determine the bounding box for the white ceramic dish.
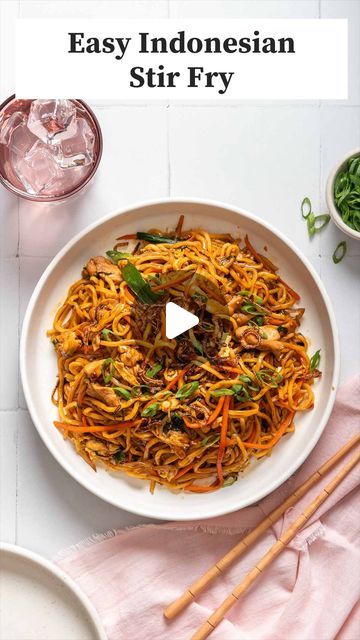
[326,147,360,240]
[0,543,106,640]
[20,198,340,520]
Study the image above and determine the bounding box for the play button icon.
[165,302,199,339]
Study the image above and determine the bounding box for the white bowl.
[20,198,340,521]
[0,543,106,640]
[326,147,360,240]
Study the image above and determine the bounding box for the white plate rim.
[20,196,340,519]
[0,542,107,640]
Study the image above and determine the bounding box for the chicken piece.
[86,382,119,407]
[84,438,119,456]
[54,330,81,357]
[233,312,250,327]
[155,430,190,459]
[83,359,105,379]
[84,256,121,283]
[227,295,244,315]
[118,346,142,368]
[236,325,284,353]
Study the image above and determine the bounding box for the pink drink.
[0,97,102,201]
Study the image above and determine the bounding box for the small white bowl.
[326,147,360,241]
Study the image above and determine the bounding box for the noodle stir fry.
[48,217,321,493]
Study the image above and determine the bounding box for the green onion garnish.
[145,363,163,379]
[175,382,199,399]
[301,197,312,219]
[101,358,115,384]
[113,449,126,462]
[223,475,238,487]
[256,369,283,388]
[332,241,347,264]
[334,155,360,232]
[113,387,131,400]
[201,434,220,447]
[190,336,204,356]
[210,388,234,397]
[241,303,266,316]
[137,232,178,244]
[101,328,118,340]
[106,250,131,263]
[141,403,160,417]
[121,263,160,304]
[131,385,150,397]
[310,349,321,371]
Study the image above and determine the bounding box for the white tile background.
[0,0,359,558]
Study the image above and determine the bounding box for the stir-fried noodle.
[48,217,320,493]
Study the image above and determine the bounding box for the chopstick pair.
[163,434,360,640]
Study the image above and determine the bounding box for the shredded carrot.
[185,480,220,493]
[116,233,137,240]
[54,420,140,433]
[242,411,295,449]
[175,214,185,236]
[183,417,203,430]
[173,464,193,480]
[165,366,188,391]
[207,396,225,425]
[216,396,231,484]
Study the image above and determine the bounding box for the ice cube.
[27,99,77,145]
[54,117,95,169]
[12,139,63,195]
[0,111,27,146]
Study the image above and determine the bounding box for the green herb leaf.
[175,381,199,399]
[113,387,131,400]
[106,250,131,263]
[141,403,160,417]
[101,358,115,384]
[332,241,347,264]
[137,232,177,244]
[145,363,163,379]
[301,197,312,219]
[310,349,321,371]
[121,263,160,304]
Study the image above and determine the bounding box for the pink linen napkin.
[56,377,360,640]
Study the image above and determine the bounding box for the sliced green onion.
[334,155,360,231]
[310,349,321,371]
[256,369,283,388]
[175,381,199,399]
[190,336,204,356]
[141,403,160,417]
[113,387,131,400]
[238,375,252,384]
[137,232,177,244]
[231,384,251,402]
[332,241,347,264]
[145,363,163,379]
[241,303,266,316]
[113,449,126,462]
[131,385,150,397]
[101,328,118,341]
[254,295,264,304]
[121,263,159,304]
[307,212,316,237]
[106,250,131,263]
[261,331,268,339]
[313,214,330,232]
[210,388,234,397]
[201,434,220,447]
[301,197,312,219]
[101,358,115,384]
[223,475,238,487]
[239,290,251,296]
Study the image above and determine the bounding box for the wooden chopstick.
[164,433,360,620]
[191,448,360,640]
